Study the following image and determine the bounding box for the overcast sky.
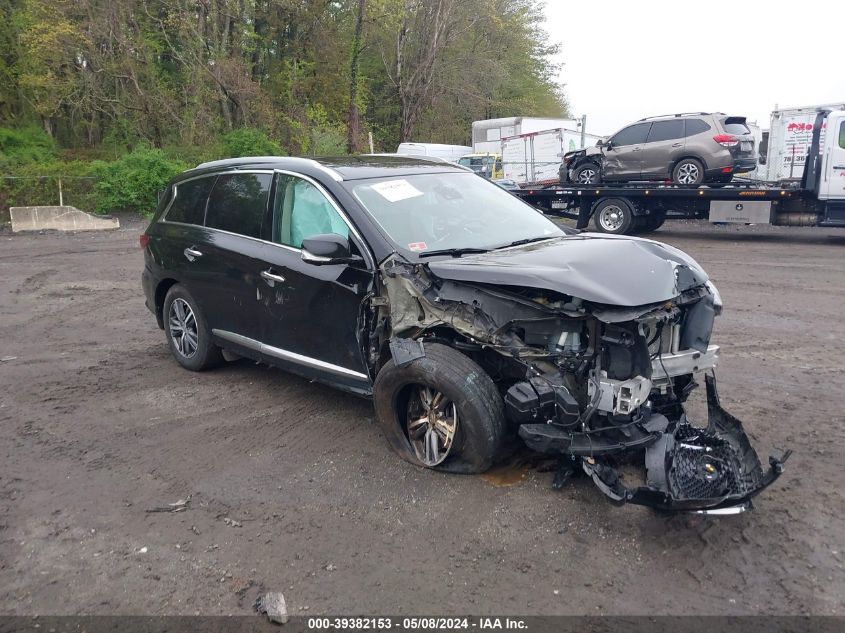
[544,0,845,136]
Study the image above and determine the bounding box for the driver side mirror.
[301,233,363,266]
[603,140,613,150]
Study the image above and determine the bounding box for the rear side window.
[205,173,272,239]
[646,120,685,143]
[685,119,711,136]
[165,177,215,225]
[722,117,750,135]
[611,123,651,146]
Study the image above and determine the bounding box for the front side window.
[205,173,272,239]
[346,172,562,256]
[839,122,845,150]
[273,174,349,248]
[165,176,216,225]
[611,123,651,147]
[646,120,685,143]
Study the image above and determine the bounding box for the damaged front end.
[375,239,787,513]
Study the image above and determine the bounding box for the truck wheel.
[373,343,505,474]
[572,162,601,185]
[593,198,635,235]
[672,158,705,185]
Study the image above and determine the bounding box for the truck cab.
[819,110,845,202]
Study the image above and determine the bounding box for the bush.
[221,128,281,158]
[90,148,186,215]
[0,126,57,164]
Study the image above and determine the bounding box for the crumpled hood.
[426,233,709,307]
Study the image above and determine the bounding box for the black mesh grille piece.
[667,424,749,500]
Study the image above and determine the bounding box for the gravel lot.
[1,218,843,616]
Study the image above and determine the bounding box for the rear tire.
[572,162,602,185]
[592,198,635,235]
[163,284,223,372]
[672,158,705,185]
[373,343,505,474]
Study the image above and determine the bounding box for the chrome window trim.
[160,168,374,268]
[161,170,275,225]
[212,329,369,381]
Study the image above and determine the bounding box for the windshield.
[346,173,563,256]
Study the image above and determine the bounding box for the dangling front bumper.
[524,375,790,513]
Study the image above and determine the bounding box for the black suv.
[141,156,784,512]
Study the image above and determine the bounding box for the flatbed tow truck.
[513,109,845,235]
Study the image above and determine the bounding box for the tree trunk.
[346,0,366,153]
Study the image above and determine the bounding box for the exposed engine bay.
[372,236,788,513]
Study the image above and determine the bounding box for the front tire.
[672,158,705,185]
[163,284,223,371]
[592,197,635,235]
[572,162,601,185]
[373,343,505,474]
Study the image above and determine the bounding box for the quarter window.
[646,120,685,143]
[611,123,651,147]
[685,119,712,136]
[273,174,349,248]
[165,176,215,225]
[205,173,272,239]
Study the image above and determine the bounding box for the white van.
[395,142,472,162]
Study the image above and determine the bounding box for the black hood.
[426,234,709,307]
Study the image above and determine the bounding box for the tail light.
[713,134,739,147]
[139,234,150,249]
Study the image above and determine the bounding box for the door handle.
[632,148,641,152]
[671,143,682,147]
[183,247,202,261]
[261,269,286,284]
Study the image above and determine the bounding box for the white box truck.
[501,128,602,186]
[762,103,845,182]
[472,117,584,153]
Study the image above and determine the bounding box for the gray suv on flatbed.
[563,112,757,185]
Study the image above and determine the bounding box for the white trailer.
[501,128,602,186]
[472,117,584,153]
[763,103,845,182]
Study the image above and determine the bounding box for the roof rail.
[637,112,724,121]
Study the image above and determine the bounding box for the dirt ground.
[1,217,843,617]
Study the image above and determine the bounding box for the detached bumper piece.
[521,375,789,513]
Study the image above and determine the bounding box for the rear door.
[640,119,686,179]
[154,175,217,313]
[199,171,274,342]
[721,116,756,164]
[821,112,845,200]
[603,122,651,181]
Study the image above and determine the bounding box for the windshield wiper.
[495,236,558,249]
[417,247,490,259]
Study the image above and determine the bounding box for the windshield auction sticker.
[371,179,424,203]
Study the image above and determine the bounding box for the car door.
[821,112,845,200]
[196,171,274,344]
[255,171,374,392]
[640,119,686,179]
[603,122,651,181]
[154,174,218,314]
